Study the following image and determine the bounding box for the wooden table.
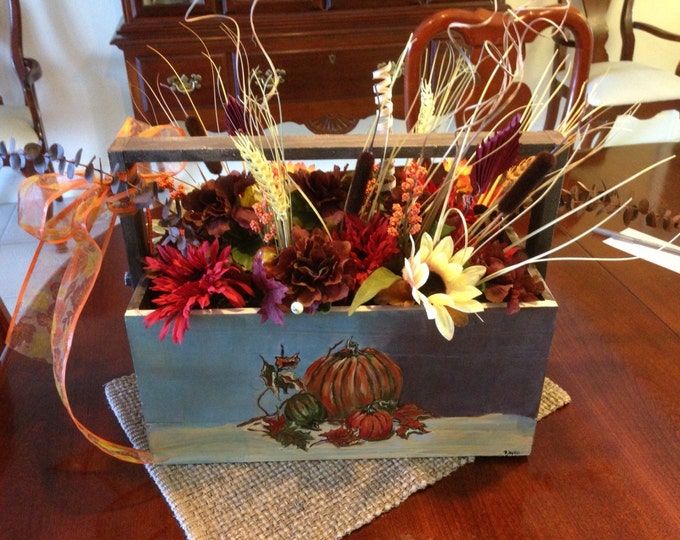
[2,143,679,539]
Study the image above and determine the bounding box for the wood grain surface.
[1,142,679,539]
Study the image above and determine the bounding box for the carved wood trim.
[303,115,360,134]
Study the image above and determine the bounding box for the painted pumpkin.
[346,408,394,441]
[303,339,403,421]
[283,392,327,429]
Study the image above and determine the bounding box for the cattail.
[497,151,556,215]
[184,115,222,175]
[344,150,375,216]
[184,115,203,136]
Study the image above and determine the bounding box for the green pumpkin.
[284,392,328,429]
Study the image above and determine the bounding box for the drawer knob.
[166,73,202,95]
[253,67,287,92]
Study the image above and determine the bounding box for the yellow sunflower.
[402,233,486,340]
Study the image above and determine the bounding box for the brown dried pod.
[560,189,573,210]
[645,212,657,227]
[638,198,650,214]
[623,205,634,226]
[584,184,599,212]
[662,209,672,230]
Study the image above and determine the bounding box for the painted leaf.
[393,403,434,423]
[320,426,361,447]
[393,403,433,439]
[396,420,429,439]
[264,415,287,437]
[275,351,301,371]
[260,359,278,394]
[275,372,303,394]
[273,425,314,450]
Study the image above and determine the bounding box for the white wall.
[2,0,679,165]
[1,0,129,161]
[606,0,680,73]
[508,0,680,71]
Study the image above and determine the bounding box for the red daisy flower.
[339,214,400,284]
[143,240,253,343]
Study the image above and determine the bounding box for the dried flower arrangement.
[5,0,680,464]
[4,2,677,349]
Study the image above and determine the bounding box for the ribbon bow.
[5,118,185,463]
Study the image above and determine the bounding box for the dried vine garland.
[560,181,680,231]
[0,139,100,181]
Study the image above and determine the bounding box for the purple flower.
[252,251,287,326]
[470,114,521,196]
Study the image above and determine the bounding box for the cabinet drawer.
[128,49,233,131]
[330,0,497,8]
[115,0,502,133]
[227,0,327,13]
[241,43,405,132]
[263,46,402,102]
[227,0,499,10]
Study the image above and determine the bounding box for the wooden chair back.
[403,5,592,131]
[619,0,680,74]
[4,0,48,152]
[572,0,611,63]
[1,296,10,355]
[573,0,680,68]
[548,0,680,134]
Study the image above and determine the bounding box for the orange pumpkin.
[303,339,403,421]
[346,409,394,441]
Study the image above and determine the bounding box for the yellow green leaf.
[348,267,401,315]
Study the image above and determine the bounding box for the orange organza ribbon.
[5,118,185,463]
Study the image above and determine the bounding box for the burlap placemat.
[105,374,570,540]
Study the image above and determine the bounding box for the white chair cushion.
[603,109,680,146]
[587,61,680,107]
[0,105,40,148]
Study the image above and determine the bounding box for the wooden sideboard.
[111,0,503,134]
